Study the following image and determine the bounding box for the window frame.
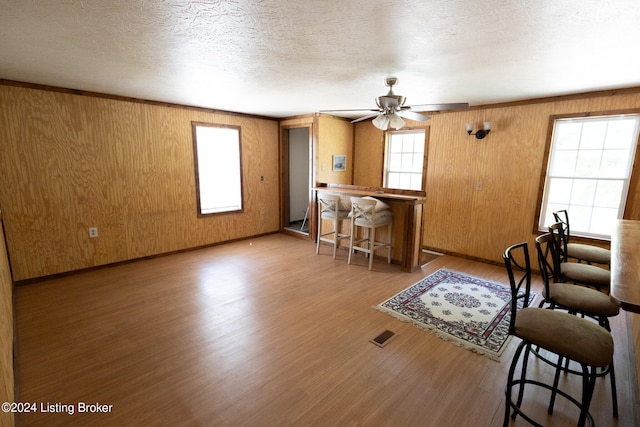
[535,110,640,239]
[191,121,244,217]
[383,128,428,191]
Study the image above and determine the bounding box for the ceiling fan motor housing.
[376,95,405,111]
[377,77,405,111]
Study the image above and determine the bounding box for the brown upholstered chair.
[553,209,611,266]
[503,242,615,427]
[315,193,350,259]
[548,222,610,294]
[536,233,619,417]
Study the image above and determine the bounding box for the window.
[192,122,243,215]
[539,114,640,238]
[384,130,426,190]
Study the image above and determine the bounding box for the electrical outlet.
[89,227,98,238]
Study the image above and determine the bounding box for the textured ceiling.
[1,0,640,118]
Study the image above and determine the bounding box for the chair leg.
[548,354,564,414]
[514,344,531,417]
[505,340,603,427]
[368,227,374,270]
[609,361,619,418]
[596,315,618,417]
[315,214,322,255]
[332,218,338,259]
[577,365,597,427]
[386,222,392,264]
[348,220,355,265]
[348,222,392,270]
[504,340,528,426]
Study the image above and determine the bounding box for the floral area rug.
[374,268,536,361]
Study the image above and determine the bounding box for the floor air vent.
[370,330,395,347]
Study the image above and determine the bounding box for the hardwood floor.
[14,234,637,426]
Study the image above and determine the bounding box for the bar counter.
[610,219,640,413]
[610,220,640,313]
[313,184,426,272]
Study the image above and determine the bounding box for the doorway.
[283,127,311,236]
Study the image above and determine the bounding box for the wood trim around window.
[191,121,244,217]
[533,108,640,236]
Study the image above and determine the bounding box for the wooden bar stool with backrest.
[553,210,611,266]
[348,197,392,270]
[315,193,350,259]
[549,222,611,294]
[503,242,615,427]
[535,232,619,418]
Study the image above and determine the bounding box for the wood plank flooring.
[13,234,637,426]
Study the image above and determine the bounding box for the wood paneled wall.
[315,114,354,185]
[354,90,640,264]
[353,119,426,188]
[0,85,280,281]
[4,84,635,275]
[353,122,384,187]
[425,93,640,262]
[0,213,14,427]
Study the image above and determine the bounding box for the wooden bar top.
[610,220,640,313]
[313,184,426,204]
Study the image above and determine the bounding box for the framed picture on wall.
[332,155,346,171]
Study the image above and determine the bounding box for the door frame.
[279,117,316,240]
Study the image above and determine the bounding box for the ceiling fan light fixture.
[372,114,390,130]
[389,113,406,130]
[321,77,469,129]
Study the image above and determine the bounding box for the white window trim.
[538,113,640,239]
[383,129,426,191]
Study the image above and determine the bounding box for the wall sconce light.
[466,122,492,139]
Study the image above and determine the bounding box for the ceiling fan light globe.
[372,114,390,130]
[389,113,405,130]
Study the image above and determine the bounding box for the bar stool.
[549,222,610,293]
[348,197,392,270]
[553,210,611,266]
[315,193,350,259]
[535,233,619,418]
[503,242,615,427]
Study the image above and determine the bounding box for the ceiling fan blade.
[409,103,469,112]
[351,113,381,123]
[319,108,378,112]
[399,110,430,122]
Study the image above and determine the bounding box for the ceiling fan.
[321,77,469,130]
